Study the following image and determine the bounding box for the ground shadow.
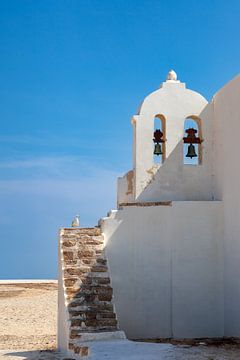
[3,349,64,360]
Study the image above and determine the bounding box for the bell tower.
[117,70,213,205]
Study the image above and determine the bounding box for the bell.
[186,143,197,158]
[154,143,162,156]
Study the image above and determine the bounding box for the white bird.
[71,215,80,227]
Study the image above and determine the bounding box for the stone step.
[66,284,113,293]
[62,227,101,236]
[64,265,108,278]
[68,342,89,357]
[69,309,116,319]
[70,325,118,333]
[68,302,114,312]
[66,294,113,303]
[62,247,105,259]
[62,259,107,268]
[70,317,118,328]
[66,290,112,300]
[69,330,126,342]
[62,236,104,245]
[62,256,105,268]
[64,276,110,285]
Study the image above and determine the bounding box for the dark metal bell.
[154,143,162,156]
[186,143,197,158]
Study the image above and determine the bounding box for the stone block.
[64,260,78,266]
[85,240,104,246]
[78,250,95,258]
[71,319,84,327]
[69,329,82,339]
[68,343,74,351]
[93,277,110,285]
[91,265,108,272]
[96,303,113,312]
[97,318,118,327]
[78,228,101,236]
[65,267,91,276]
[63,251,74,261]
[62,240,77,247]
[74,346,89,357]
[95,286,113,295]
[98,293,112,301]
[85,319,98,327]
[64,278,78,287]
[81,259,95,265]
[96,258,107,265]
[97,312,116,319]
[80,276,92,285]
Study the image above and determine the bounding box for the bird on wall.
[71,215,80,227]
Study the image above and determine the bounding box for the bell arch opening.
[183,116,202,165]
[153,114,166,164]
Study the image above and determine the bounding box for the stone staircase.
[59,227,125,357]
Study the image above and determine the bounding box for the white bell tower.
[117,70,213,205]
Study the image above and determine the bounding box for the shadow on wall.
[137,141,212,202]
[136,107,213,202]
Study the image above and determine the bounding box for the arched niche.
[153,114,166,164]
[183,116,202,165]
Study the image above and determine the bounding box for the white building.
[58,71,240,356]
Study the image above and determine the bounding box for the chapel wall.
[101,201,224,339]
[213,75,240,336]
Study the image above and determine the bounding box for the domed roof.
[137,70,208,116]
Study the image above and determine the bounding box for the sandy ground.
[0,281,240,359]
[0,282,57,351]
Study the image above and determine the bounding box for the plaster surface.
[102,201,223,339]
[213,75,240,336]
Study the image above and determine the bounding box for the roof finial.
[166,69,177,81]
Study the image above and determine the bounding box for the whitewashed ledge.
[0,279,57,284]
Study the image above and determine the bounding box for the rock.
[78,250,95,258]
[64,278,78,287]
[63,252,74,261]
[62,240,77,247]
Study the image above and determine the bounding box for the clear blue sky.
[0,0,239,279]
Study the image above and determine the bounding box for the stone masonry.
[59,227,124,357]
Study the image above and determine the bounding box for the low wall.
[101,201,224,339]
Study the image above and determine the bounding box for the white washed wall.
[213,75,240,336]
[102,201,223,339]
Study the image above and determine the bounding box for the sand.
[0,281,57,354]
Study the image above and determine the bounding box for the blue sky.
[0,0,239,279]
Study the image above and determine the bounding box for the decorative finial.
[166,69,177,81]
[71,215,80,227]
